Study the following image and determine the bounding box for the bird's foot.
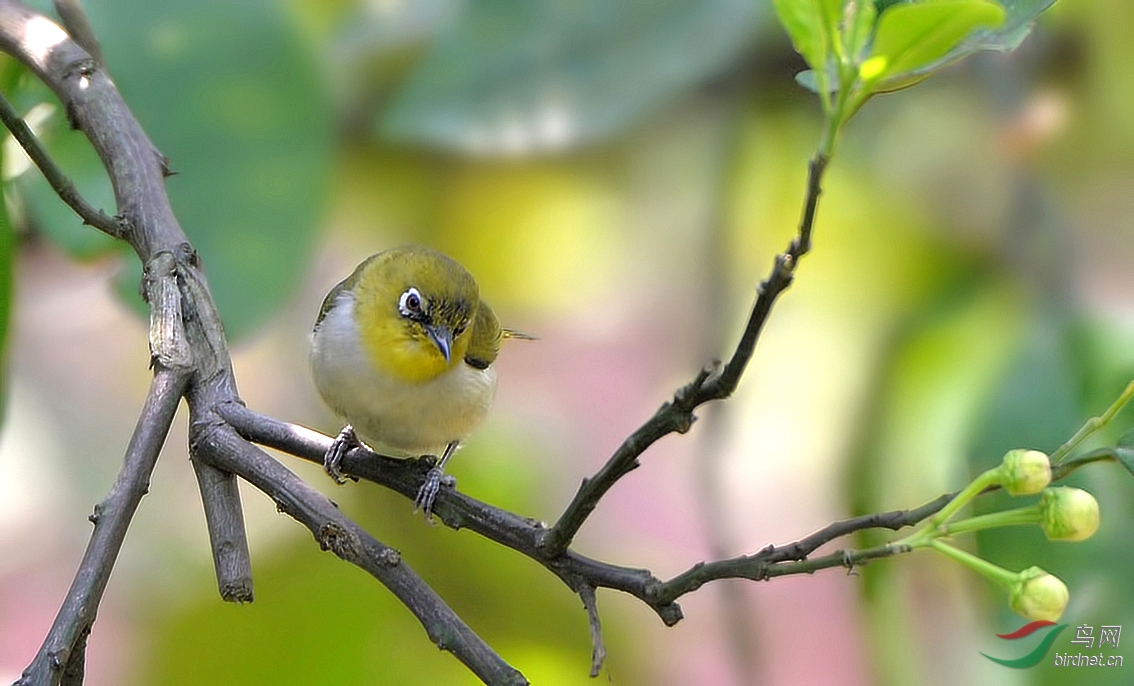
[414,467,456,521]
[324,425,360,484]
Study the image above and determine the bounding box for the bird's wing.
[313,255,381,331]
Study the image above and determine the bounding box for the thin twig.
[0,89,122,236]
[52,0,103,65]
[1050,380,1134,463]
[16,369,189,686]
[650,495,948,605]
[1052,446,1134,480]
[218,403,685,619]
[578,585,605,678]
[541,154,830,556]
[0,0,171,260]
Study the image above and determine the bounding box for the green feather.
[464,300,501,370]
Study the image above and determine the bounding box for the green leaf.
[795,69,824,92]
[795,0,1053,95]
[866,0,1006,84]
[847,0,879,58]
[903,0,1056,79]
[772,0,834,71]
[821,0,848,30]
[18,0,332,340]
[873,0,906,15]
[381,0,767,154]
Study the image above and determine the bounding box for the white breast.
[310,293,497,456]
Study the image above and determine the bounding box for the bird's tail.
[502,328,538,341]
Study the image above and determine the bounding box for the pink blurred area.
[0,245,149,686]
[0,565,134,686]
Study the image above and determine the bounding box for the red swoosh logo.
[996,620,1056,639]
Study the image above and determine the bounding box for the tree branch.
[143,248,254,602]
[0,2,522,682]
[218,402,686,624]
[190,458,254,602]
[0,0,168,258]
[51,0,101,65]
[190,422,527,685]
[218,407,988,616]
[649,494,949,605]
[0,89,122,237]
[542,154,829,556]
[225,399,1126,653]
[16,368,189,686]
[578,585,605,678]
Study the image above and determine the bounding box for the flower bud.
[1009,567,1069,622]
[1040,487,1100,542]
[1001,449,1051,496]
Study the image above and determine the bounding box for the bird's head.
[350,246,479,383]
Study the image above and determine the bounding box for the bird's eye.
[398,288,425,318]
[454,320,469,337]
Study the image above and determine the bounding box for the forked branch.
[0,2,522,684]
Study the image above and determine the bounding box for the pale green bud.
[1001,449,1051,496]
[1009,567,1069,622]
[1040,487,1100,542]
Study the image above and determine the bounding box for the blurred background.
[1,0,1133,684]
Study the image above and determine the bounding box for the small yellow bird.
[310,245,526,517]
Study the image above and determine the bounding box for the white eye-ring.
[398,287,424,318]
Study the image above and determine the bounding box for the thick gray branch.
[0,0,178,260]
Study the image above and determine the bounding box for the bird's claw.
[324,425,360,484]
[414,467,455,521]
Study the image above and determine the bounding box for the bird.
[310,245,529,518]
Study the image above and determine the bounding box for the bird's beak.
[425,323,453,364]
